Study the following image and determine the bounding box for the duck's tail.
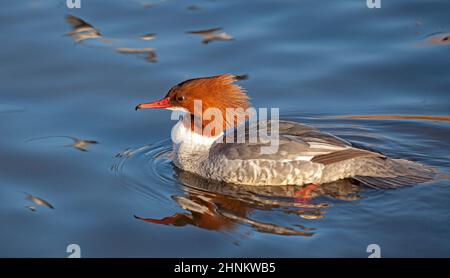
[354,158,437,189]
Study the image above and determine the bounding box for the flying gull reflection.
[22,192,54,210]
[26,135,98,152]
[140,33,157,41]
[65,15,158,63]
[66,15,102,43]
[25,205,36,212]
[116,47,158,63]
[418,32,450,46]
[187,28,234,44]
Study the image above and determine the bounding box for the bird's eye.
[176,96,185,102]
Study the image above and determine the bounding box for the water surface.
[0,0,449,257]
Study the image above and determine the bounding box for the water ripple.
[112,138,371,237]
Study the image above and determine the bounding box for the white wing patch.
[280,155,314,162]
[307,142,348,151]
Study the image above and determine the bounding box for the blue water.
[0,0,449,257]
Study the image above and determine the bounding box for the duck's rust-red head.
[135,74,251,135]
[135,74,250,112]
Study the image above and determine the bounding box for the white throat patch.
[171,119,223,147]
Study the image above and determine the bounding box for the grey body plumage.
[173,120,434,188]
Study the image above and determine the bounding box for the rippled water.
[1,0,449,257]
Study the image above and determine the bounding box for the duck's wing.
[210,120,384,163]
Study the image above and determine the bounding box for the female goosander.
[135,74,433,189]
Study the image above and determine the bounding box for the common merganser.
[135,74,434,189]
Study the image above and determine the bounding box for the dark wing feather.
[355,174,433,189]
[354,158,435,189]
[311,148,385,165]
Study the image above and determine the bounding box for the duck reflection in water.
[134,167,363,236]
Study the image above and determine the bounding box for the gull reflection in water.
[417,32,450,47]
[26,135,98,152]
[115,48,158,63]
[65,15,158,63]
[187,28,234,44]
[66,15,102,43]
[134,167,363,237]
[20,192,54,211]
[140,33,157,41]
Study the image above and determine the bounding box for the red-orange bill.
[135,97,171,110]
